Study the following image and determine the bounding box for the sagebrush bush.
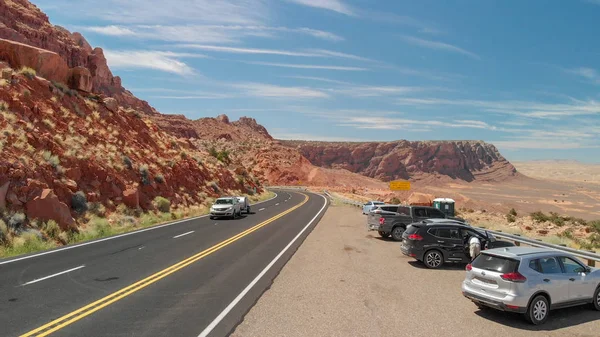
[71,191,88,214]
[154,196,171,213]
[122,155,133,169]
[44,220,60,239]
[509,208,517,216]
[42,151,60,168]
[8,212,26,229]
[506,214,516,223]
[0,219,9,244]
[154,174,165,184]
[530,211,548,223]
[88,202,107,218]
[139,165,151,185]
[19,67,36,79]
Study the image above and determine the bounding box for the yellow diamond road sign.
[389,180,411,191]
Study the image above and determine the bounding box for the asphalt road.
[0,190,328,337]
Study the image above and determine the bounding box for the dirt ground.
[232,205,600,337]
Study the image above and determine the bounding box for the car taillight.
[407,234,423,241]
[500,272,527,283]
[379,218,385,225]
[466,264,472,271]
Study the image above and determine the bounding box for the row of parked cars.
[363,201,600,325]
[209,196,251,219]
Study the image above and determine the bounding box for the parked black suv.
[400,220,515,269]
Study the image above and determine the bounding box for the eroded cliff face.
[0,0,156,114]
[281,140,517,182]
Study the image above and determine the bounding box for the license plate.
[474,277,497,285]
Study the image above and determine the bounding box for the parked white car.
[462,247,600,325]
[362,201,385,215]
[236,196,251,214]
[210,197,242,219]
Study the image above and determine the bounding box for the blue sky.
[35,0,600,163]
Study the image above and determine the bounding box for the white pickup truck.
[209,197,243,219]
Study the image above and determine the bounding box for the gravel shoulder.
[231,205,600,337]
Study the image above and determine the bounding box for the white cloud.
[233,83,329,98]
[287,0,355,16]
[283,76,352,85]
[177,44,322,57]
[326,86,430,97]
[271,131,367,142]
[337,116,495,130]
[56,0,269,25]
[84,25,136,36]
[81,25,343,43]
[493,140,598,150]
[305,49,374,62]
[104,50,197,75]
[396,97,600,119]
[564,67,600,84]
[400,35,480,60]
[244,61,369,71]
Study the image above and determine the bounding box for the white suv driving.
[462,247,600,325]
[210,197,242,219]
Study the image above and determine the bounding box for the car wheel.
[525,295,549,325]
[247,206,251,214]
[391,226,405,241]
[423,250,444,269]
[378,231,390,238]
[209,216,214,220]
[593,286,600,311]
[475,303,490,310]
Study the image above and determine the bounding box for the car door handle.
[569,278,576,282]
[437,240,445,243]
[543,279,550,282]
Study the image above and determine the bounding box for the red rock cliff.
[0,0,156,114]
[281,140,517,182]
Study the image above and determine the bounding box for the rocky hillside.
[281,140,517,182]
[0,0,156,115]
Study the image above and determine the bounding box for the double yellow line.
[21,194,309,337]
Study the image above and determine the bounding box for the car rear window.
[397,206,410,215]
[404,225,421,235]
[472,254,519,273]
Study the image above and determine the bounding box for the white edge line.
[173,231,195,239]
[0,192,279,266]
[22,265,86,286]
[275,203,279,206]
[197,193,328,337]
[258,208,265,211]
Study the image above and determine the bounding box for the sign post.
[389,180,411,191]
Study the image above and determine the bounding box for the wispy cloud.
[305,49,374,62]
[81,25,343,43]
[243,61,369,71]
[400,35,480,60]
[564,67,600,84]
[493,140,599,150]
[53,0,269,25]
[232,83,329,98]
[283,76,353,85]
[176,44,321,57]
[287,0,355,16]
[103,50,199,75]
[326,86,433,97]
[337,116,495,130]
[271,131,367,142]
[396,97,600,118]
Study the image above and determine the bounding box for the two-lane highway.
[0,190,328,337]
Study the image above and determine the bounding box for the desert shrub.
[0,219,9,244]
[92,218,112,237]
[19,66,36,79]
[43,220,60,239]
[180,151,188,159]
[236,175,245,186]
[72,102,84,116]
[506,214,516,223]
[208,146,218,157]
[71,191,88,214]
[139,164,150,185]
[216,150,230,163]
[589,220,600,234]
[548,212,565,227]
[154,196,171,213]
[8,212,26,229]
[509,208,517,217]
[88,202,107,218]
[530,211,549,223]
[42,151,60,168]
[7,232,56,257]
[0,100,8,111]
[389,197,401,204]
[559,229,574,240]
[122,155,133,169]
[22,89,31,98]
[154,174,165,184]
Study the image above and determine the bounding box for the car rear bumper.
[400,243,423,260]
[462,284,526,313]
[367,223,380,231]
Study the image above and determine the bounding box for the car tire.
[475,303,490,310]
[525,295,549,325]
[423,250,444,269]
[391,226,405,241]
[209,216,214,220]
[247,206,251,214]
[378,231,390,238]
[593,286,600,311]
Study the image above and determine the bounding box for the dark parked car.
[400,221,515,269]
[368,205,464,241]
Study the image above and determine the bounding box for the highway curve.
[0,190,328,337]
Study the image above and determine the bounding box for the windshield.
[215,199,233,205]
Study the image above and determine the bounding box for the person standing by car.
[469,235,481,261]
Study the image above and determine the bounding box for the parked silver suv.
[462,247,600,325]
